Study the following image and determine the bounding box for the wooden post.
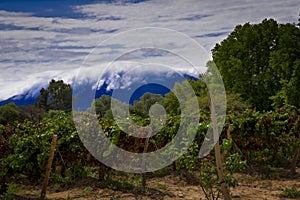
[141,127,150,189]
[41,134,58,199]
[209,92,231,200]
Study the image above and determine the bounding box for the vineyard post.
[141,126,150,189]
[41,134,58,199]
[209,92,231,200]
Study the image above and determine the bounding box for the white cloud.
[0,0,299,100]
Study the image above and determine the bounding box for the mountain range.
[0,73,197,108]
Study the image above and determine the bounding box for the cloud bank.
[0,0,299,101]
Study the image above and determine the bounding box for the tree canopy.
[0,102,21,125]
[133,92,163,117]
[36,79,72,112]
[212,19,300,110]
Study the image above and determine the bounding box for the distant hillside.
[0,92,38,106]
[0,73,198,107]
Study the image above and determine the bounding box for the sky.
[0,0,299,101]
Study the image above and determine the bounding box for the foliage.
[212,18,300,110]
[282,185,300,199]
[225,93,251,113]
[36,79,72,113]
[103,176,134,191]
[19,104,45,122]
[0,111,93,187]
[270,22,300,109]
[93,93,163,119]
[94,95,112,118]
[132,92,163,117]
[175,120,246,200]
[6,183,22,195]
[227,109,300,167]
[162,76,249,115]
[1,98,299,198]
[162,90,180,115]
[162,79,205,115]
[0,103,21,125]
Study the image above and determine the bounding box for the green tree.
[0,103,21,124]
[163,90,180,115]
[132,92,163,117]
[19,104,45,122]
[213,18,300,110]
[162,77,209,115]
[270,23,300,108]
[94,95,112,117]
[212,19,281,110]
[36,79,72,112]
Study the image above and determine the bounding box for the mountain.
[0,73,198,107]
[0,91,38,106]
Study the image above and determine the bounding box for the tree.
[19,104,45,122]
[0,103,21,124]
[270,23,300,108]
[132,92,163,117]
[163,90,180,115]
[36,79,72,112]
[212,18,300,110]
[94,95,112,117]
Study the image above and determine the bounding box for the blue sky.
[0,0,299,101]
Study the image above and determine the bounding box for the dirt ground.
[2,167,300,200]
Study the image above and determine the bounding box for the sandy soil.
[3,168,300,200]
